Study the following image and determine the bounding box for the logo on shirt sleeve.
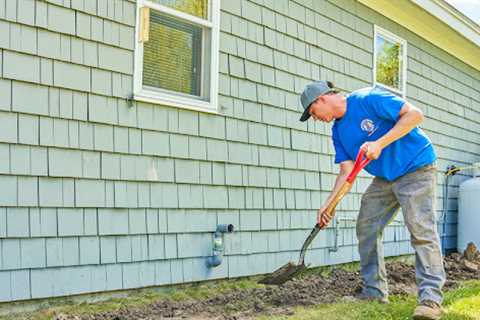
[360,119,377,136]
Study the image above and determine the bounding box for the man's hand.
[317,205,333,228]
[360,140,383,160]
[317,161,352,228]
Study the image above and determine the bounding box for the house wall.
[0,0,479,302]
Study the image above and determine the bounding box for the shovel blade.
[259,262,306,285]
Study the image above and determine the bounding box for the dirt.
[55,248,480,320]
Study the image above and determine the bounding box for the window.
[134,0,220,113]
[373,26,407,96]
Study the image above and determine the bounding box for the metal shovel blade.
[259,225,320,285]
[258,262,306,285]
[259,150,369,286]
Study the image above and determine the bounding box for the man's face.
[308,94,335,122]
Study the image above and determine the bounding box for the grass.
[258,281,480,320]
[0,278,263,320]
[5,281,480,320]
[1,256,478,320]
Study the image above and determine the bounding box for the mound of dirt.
[55,248,480,320]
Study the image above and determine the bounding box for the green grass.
[5,280,479,320]
[1,256,477,320]
[258,281,480,320]
[0,278,263,320]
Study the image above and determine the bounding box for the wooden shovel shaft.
[319,181,352,229]
[260,150,370,285]
[320,149,370,228]
[297,180,353,265]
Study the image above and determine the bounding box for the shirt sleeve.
[367,88,406,121]
[332,125,350,164]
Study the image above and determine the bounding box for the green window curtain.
[143,10,203,96]
[150,0,208,19]
[375,35,403,91]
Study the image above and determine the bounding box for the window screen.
[143,10,203,97]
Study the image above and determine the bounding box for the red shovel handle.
[346,148,371,183]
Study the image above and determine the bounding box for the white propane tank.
[457,163,480,253]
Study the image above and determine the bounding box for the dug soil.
[56,250,480,320]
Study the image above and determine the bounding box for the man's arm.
[326,161,354,204]
[317,160,353,225]
[363,101,424,160]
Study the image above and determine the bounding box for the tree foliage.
[153,0,208,19]
[376,38,401,90]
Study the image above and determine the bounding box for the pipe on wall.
[207,224,234,268]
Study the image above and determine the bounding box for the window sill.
[133,89,218,114]
[374,82,406,98]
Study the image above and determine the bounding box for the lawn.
[1,255,479,320]
[2,280,479,320]
[259,281,480,320]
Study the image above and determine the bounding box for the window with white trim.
[134,0,220,113]
[373,26,407,96]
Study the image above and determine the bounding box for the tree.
[376,38,401,90]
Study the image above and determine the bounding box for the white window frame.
[134,0,220,114]
[373,25,407,97]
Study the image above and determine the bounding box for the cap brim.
[299,106,311,122]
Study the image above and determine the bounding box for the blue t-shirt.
[332,87,436,181]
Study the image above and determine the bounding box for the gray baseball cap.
[299,81,337,122]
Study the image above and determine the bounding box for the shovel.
[259,149,371,285]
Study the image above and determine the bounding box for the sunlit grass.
[1,257,477,320]
[259,281,480,320]
[0,278,263,320]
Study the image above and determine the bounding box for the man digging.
[299,81,446,320]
